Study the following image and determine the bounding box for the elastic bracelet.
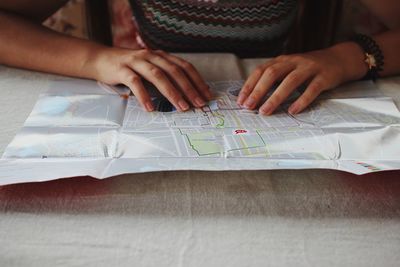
[351,34,384,81]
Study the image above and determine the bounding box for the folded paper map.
[1,79,400,185]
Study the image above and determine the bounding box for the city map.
[1,79,400,184]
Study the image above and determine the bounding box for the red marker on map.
[234,129,248,135]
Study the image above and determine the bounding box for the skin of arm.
[0,1,212,112]
[238,1,400,115]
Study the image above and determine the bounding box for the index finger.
[259,70,311,115]
[129,60,190,112]
[238,60,275,106]
[154,50,212,100]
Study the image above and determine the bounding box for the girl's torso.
[129,0,298,57]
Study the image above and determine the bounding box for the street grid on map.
[3,80,400,163]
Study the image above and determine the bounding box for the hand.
[237,46,366,115]
[89,47,212,112]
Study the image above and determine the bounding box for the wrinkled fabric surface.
[0,54,399,267]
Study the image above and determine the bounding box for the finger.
[238,61,274,105]
[259,70,312,115]
[288,78,326,115]
[128,60,190,112]
[146,55,206,108]
[243,63,294,110]
[154,50,212,100]
[121,69,154,112]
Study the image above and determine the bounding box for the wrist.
[326,42,369,82]
[81,44,112,81]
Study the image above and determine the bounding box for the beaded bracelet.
[351,34,384,81]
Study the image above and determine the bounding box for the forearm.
[0,10,106,79]
[328,29,400,81]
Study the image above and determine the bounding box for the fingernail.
[178,100,190,111]
[194,97,205,107]
[259,102,273,115]
[288,103,299,115]
[237,94,246,105]
[145,101,154,112]
[244,97,256,109]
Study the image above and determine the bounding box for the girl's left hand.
[237,46,366,115]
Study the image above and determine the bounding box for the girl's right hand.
[88,48,212,112]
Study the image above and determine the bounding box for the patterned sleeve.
[43,0,388,50]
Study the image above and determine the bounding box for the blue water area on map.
[16,147,40,157]
[37,97,70,115]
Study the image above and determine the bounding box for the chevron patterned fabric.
[129,0,298,57]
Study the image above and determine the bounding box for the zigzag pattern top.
[129,0,298,57]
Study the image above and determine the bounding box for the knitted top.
[129,0,298,57]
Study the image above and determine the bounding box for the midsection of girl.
[0,0,399,114]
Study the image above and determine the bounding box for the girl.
[0,0,399,114]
